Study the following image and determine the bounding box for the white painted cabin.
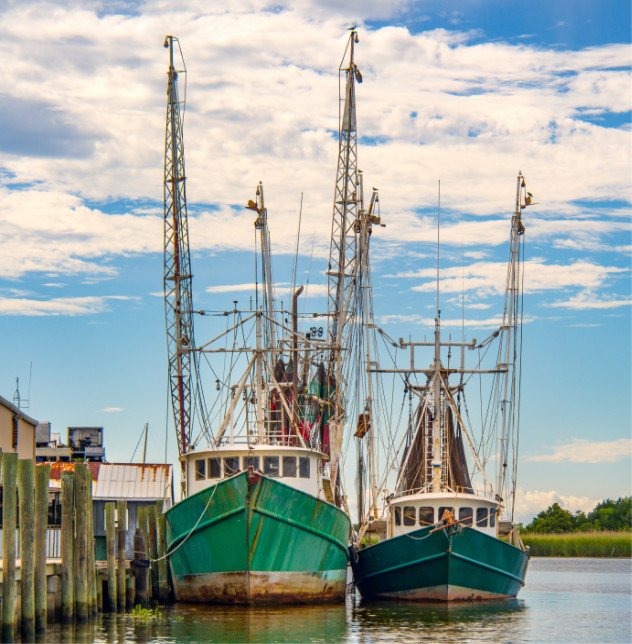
[182,445,331,501]
[387,491,500,539]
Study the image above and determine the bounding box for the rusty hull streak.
[173,571,346,605]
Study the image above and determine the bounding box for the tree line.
[519,497,631,533]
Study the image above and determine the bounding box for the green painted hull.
[352,525,529,601]
[166,471,351,604]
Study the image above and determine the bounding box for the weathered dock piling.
[35,464,51,632]
[86,470,97,616]
[18,458,35,639]
[156,503,170,602]
[105,502,117,610]
[2,452,18,641]
[74,464,89,622]
[116,500,127,610]
[61,470,75,622]
[0,458,174,632]
[133,527,149,606]
[148,505,159,600]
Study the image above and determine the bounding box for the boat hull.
[166,471,351,604]
[352,524,529,601]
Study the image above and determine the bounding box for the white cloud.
[0,295,137,316]
[205,282,328,298]
[526,438,632,464]
[100,406,124,413]
[512,486,599,524]
[548,290,632,310]
[0,2,627,276]
[379,313,535,329]
[393,259,626,298]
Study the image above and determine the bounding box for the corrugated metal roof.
[94,463,172,501]
[40,462,172,501]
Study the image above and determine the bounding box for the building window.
[195,459,206,481]
[298,457,310,478]
[282,456,297,477]
[243,456,260,471]
[489,507,496,527]
[263,456,280,477]
[419,506,434,526]
[394,506,401,526]
[459,507,473,526]
[208,458,221,478]
[476,507,488,527]
[439,506,455,523]
[403,506,416,526]
[223,457,240,476]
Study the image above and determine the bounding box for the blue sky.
[0,0,630,521]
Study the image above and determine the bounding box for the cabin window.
[419,506,434,526]
[208,458,221,478]
[263,456,280,477]
[195,459,206,481]
[113,507,129,529]
[282,456,297,477]
[394,506,401,526]
[298,457,310,478]
[476,507,488,527]
[223,457,240,476]
[459,507,473,526]
[439,506,455,523]
[243,456,260,471]
[489,507,496,528]
[403,506,416,526]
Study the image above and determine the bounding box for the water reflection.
[40,559,631,643]
[167,601,348,642]
[350,596,528,642]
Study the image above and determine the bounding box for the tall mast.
[327,27,362,498]
[432,181,443,493]
[163,35,195,468]
[497,171,528,499]
[361,186,381,518]
[246,182,277,353]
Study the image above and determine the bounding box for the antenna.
[290,192,304,298]
[436,179,441,317]
[13,366,32,411]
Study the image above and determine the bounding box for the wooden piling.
[85,468,97,615]
[34,464,51,632]
[17,459,36,638]
[126,574,135,610]
[105,502,117,610]
[116,500,127,610]
[74,464,89,622]
[60,470,75,622]
[148,504,159,600]
[156,503,170,602]
[133,528,149,607]
[1,452,17,641]
[137,506,150,603]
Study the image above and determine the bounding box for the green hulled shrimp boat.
[350,174,533,601]
[159,31,369,604]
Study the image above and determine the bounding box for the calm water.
[45,558,631,643]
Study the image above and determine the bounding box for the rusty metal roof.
[93,463,172,501]
[42,462,172,501]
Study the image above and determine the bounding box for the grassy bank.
[520,531,631,557]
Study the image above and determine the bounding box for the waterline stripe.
[360,551,447,581]
[450,551,526,585]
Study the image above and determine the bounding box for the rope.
[136,482,220,564]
